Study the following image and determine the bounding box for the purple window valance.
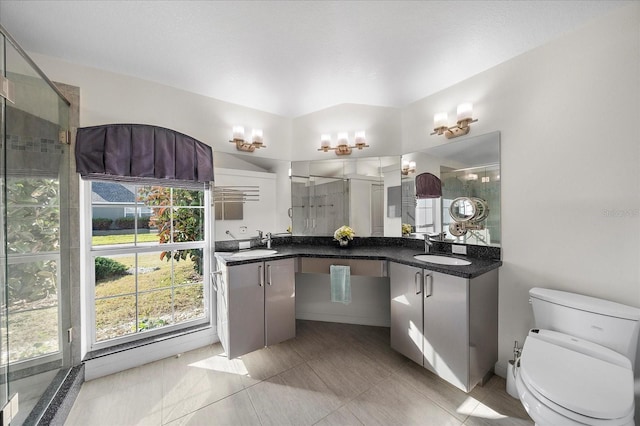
[75,124,213,185]
[415,172,442,199]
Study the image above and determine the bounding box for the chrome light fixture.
[431,103,478,139]
[230,126,266,152]
[401,160,416,175]
[318,131,369,156]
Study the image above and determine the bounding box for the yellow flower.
[334,225,355,241]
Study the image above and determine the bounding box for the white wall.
[29,53,293,158]
[403,2,640,384]
[291,103,403,161]
[213,168,277,241]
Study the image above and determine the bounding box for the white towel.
[330,265,351,305]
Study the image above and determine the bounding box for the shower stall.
[1,25,73,425]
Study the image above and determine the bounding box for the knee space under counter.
[295,258,390,326]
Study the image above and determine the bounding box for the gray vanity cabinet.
[216,258,295,359]
[389,261,498,392]
[389,262,424,365]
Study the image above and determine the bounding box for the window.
[6,177,62,363]
[87,181,210,347]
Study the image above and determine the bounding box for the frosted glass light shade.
[251,129,263,143]
[337,132,349,146]
[434,112,448,129]
[232,126,245,140]
[320,134,331,148]
[457,103,473,121]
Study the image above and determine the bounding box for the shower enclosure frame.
[0,23,75,425]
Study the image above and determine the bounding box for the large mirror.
[290,156,401,238]
[213,153,291,241]
[401,131,500,247]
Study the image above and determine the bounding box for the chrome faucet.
[424,234,433,253]
[263,232,272,249]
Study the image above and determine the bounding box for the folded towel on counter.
[330,265,351,305]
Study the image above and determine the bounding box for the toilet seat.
[516,331,635,425]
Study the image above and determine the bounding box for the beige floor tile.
[165,390,261,426]
[78,358,164,402]
[161,344,245,424]
[346,375,462,426]
[247,363,342,425]
[315,406,363,426]
[65,379,163,426]
[395,361,479,422]
[65,321,533,426]
[463,385,533,426]
[307,346,392,401]
[235,338,304,387]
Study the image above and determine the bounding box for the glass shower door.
[2,29,71,425]
[0,30,10,418]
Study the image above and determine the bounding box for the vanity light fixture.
[318,131,369,156]
[401,160,416,175]
[431,103,478,139]
[230,126,266,152]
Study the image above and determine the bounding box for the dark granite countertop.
[215,243,501,279]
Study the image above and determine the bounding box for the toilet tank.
[529,287,640,367]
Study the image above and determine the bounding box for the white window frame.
[81,179,212,352]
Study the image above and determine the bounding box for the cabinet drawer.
[300,258,385,277]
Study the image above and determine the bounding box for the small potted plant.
[334,225,355,248]
[402,223,413,236]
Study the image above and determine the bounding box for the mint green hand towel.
[330,265,351,305]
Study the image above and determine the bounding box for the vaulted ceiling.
[0,1,630,117]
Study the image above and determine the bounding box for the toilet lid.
[519,335,634,420]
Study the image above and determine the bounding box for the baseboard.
[84,327,218,381]
[296,313,389,327]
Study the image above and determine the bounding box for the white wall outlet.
[239,226,247,234]
[452,245,467,255]
[239,241,251,250]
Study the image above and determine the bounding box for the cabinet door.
[389,262,424,365]
[215,262,229,357]
[227,262,265,358]
[265,258,296,346]
[423,271,469,391]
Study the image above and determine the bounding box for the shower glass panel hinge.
[67,327,73,343]
[0,75,15,103]
[59,130,70,144]
[0,393,19,426]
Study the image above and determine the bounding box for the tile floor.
[65,320,533,425]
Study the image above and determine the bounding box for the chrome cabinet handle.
[415,271,421,295]
[424,273,433,298]
[258,265,264,287]
[210,270,222,292]
[267,264,272,286]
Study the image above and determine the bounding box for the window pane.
[7,260,59,361]
[96,295,136,341]
[172,188,204,207]
[138,289,172,332]
[7,206,60,254]
[137,251,172,291]
[175,248,203,285]
[172,207,204,242]
[174,284,204,323]
[94,255,135,297]
[6,177,60,254]
[91,182,137,246]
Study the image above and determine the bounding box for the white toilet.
[515,287,640,426]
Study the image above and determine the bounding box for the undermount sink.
[230,249,278,258]
[413,254,472,266]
